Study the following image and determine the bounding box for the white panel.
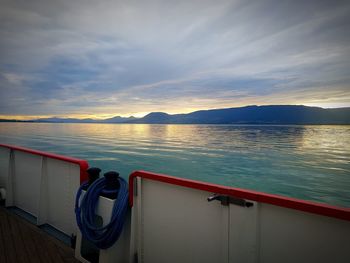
[46,159,80,235]
[229,201,259,263]
[98,196,131,263]
[75,193,131,263]
[129,177,142,263]
[13,151,42,216]
[139,179,229,263]
[1,147,84,237]
[37,157,48,225]
[259,203,350,263]
[0,147,10,188]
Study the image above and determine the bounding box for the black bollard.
[101,171,120,199]
[83,167,101,190]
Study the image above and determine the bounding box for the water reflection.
[0,123,349,207]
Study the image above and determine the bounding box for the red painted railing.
[2,144,349,221]
[0,144,89,183]
[129,170,350,221]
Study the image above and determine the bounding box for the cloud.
[0,0,349,117]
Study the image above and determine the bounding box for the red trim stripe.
[0,144,89,183]
[129,170,350,222]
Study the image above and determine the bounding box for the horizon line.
[1,104,350,121]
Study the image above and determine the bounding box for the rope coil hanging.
[75,170,129,249]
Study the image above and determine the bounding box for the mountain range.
[32,116,136,123]
[132,105,350,124]
[1,105,350,124]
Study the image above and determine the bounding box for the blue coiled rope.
[75,176,129,249]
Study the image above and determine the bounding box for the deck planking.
[0,206,79,263]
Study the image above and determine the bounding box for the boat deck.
[0,206,78,263]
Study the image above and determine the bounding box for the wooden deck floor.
[0,206,79,263]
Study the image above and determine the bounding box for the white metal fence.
[0,144,88,236]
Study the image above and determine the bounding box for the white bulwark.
[1,144,349,263]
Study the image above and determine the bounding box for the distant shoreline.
[1,121,350,126]
[1,105,350,125]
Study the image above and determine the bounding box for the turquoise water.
[0,123,349,207]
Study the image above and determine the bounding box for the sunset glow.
[0,0,349,119]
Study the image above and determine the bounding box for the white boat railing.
[0,144,88,237]
[129,170,350,263]
[1,144,349,263]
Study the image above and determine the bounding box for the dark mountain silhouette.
[0,119,33,123]
[33,117,93,123]
[130,105,350,124]
[32,116,136,123]
[134,112,171,123]
[1,105,349,124]
[102,116,137,123]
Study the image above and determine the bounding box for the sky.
[0,0,349,119]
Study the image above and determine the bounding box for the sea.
[0,123,349,207]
